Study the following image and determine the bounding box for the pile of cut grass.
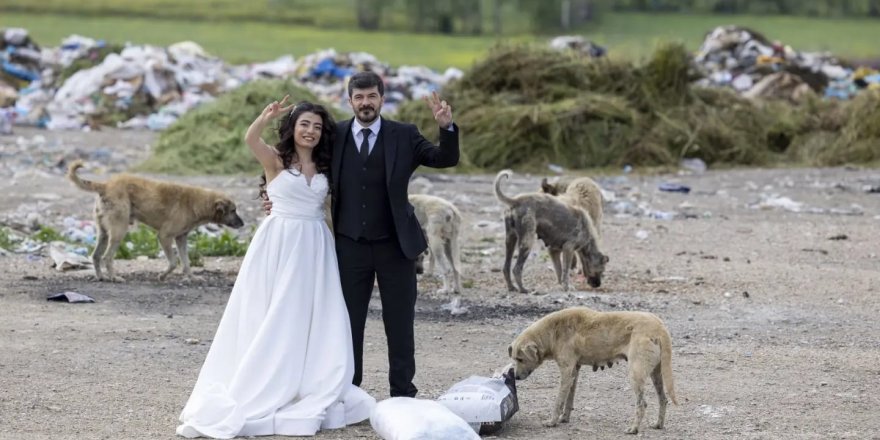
[138,79,346,175]
[397,42,879,171]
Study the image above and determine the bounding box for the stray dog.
[409,194,463,295]
[494,170,607,293]
[509,306,678,433]
[540,176,604,236]
[541,176,605,273]
[67,160,244,282]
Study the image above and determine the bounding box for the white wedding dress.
[177,170,375,439]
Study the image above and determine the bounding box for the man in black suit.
[267,71,459,397]
[332,71,458,398]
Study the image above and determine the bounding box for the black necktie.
[359,128,371,163]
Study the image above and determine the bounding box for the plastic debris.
[694,25,878,100]
[3,29,459,131]
[436,368,519,435]
[47,291,95,303]
[48,241,92,271]
[659,183,691,193]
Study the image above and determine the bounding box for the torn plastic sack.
[436,368,519,435]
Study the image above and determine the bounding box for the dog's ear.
[508,344,512,358]
[540,178,553,194]
[524,341,539,362]
[214,199,231,214]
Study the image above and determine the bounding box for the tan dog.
[542,176,604,236]
[409,194,463,295]
[509,306,678,433]
[541,176,605,273]
[494,170,607,292]
[67,161,244,282]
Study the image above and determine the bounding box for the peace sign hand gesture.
[259,95,296,124]
[424,91,453,129]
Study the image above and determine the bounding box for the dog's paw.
[625,426,639,435]
[542,418,559,428]
[110,275,125,283]
[182,275,204,283]
[652,421,664,430]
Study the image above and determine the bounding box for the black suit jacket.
[330,117,460,259]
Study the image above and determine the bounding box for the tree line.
[354,0,878,35]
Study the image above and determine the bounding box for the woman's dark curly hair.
[258,101,335,200]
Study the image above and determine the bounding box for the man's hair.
[347,71,384,97]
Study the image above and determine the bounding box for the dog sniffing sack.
[436,368,520,435]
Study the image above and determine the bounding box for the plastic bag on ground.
[436,368,519,435]
[370,397,480,440]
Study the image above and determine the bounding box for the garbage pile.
[0,27,463,132]
[549,35,607,58]
[693,25,880,101]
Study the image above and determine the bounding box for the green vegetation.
[397,43,879,171]
[4,11,880,68]
[27,224,252,263]
[138,79,346,175]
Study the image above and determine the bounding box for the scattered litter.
[184,338,200,345]
[864,185,880,194]
[750,194,803,212]
[549,36,606,58]
[828,234,848,241]
[801,248,829,255]
[441,297,469,316]
[547,164,564,174]
[47,291,95,303]
[658,183,691,193]
[48,241,92,271]
[680,158,707,174]
[635,230,650,240]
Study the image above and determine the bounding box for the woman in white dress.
[176,97,375,438]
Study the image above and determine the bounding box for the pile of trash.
[549,35,607,58]
[0,27,462,132]
[693,25,880,101]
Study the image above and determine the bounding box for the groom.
[334,72,459,397]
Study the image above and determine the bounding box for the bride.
[176,96,375,438]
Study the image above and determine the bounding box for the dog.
[509,306,678,433]
[541,175,605,273]
[494,170,607,293]
[67,160,244,282]
[541,176,604,237]
[409,194,463,295]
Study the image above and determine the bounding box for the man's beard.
[357,106,378,123]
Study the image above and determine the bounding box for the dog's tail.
[66,160,106,194]
[493,169,515,206]
[660,328,678,405]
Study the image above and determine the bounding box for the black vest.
[336,129,395,240]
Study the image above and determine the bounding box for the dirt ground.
[1,127,879,440]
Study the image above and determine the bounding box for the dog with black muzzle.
[509,306,678,434]
[494,170,607,293]
[67,160,245,282]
